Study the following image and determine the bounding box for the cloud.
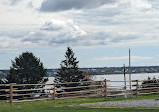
[1,0,159,49]
[22,19,87,46]
[40,0,117,12]
[41,20,67,31]
[95,56,151,61]
[130,0,152,10]
[9,0,21,5]
[22,31,45,43]
[22,18,140,47]
[0,36,31,50]
[40,19,87,38]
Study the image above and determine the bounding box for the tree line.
[0,47,91,99]
[0,47,90,85]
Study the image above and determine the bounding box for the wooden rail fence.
[0,79,159,106]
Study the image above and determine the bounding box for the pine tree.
[3,52,48,99]
[6,52,48,84]
[55,47,83,83]
[55,47,84,91]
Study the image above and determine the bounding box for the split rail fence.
[0,79,159,106]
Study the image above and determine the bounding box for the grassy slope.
[1,94,159,112]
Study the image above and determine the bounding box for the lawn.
[1,94,159,112]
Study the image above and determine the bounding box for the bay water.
[47,73,159,88]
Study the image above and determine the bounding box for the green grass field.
[1,94,159,112]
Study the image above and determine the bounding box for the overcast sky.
[0,0,159,69]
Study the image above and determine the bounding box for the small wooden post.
[123,64,126,90]
[136,80,139,98]
[53,84,56,104]
[10,83,13,106]
[104,79,108,101]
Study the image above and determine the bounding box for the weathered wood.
[56,85,104,90]
[138,87,159,90]
[56,88,104,95]
[132,78,159,82]
[140,84,159,88]
[0,89,10,92]
[13,88,53,92]
[107,93,134,97]
[12,92,52,97]
[53,84,56,104]
[0,84,10,86]
[10,83,13,106]
[13,81,104,87]
[136,80,139,98]
[108,84,132,87]
[107,89,126,92]
[0,88,18,92]
[139,91,159,95]
[55,80,104,85]
[141,83,159,86]
[108,89,136,92]
[0,94,10,97]
[57,93,103,99]
[14,83,54,86]
[9,81,104,87]
[104,79,108,101]
[7,98,53,103]
[123,64,126,90]
[1,78,159,103]
[107,80,130,82]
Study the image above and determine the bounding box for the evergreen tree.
[55,47,83,83]
[55,47,85,92]
[6,52,48,84]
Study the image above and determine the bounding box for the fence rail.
[0,78,159,106]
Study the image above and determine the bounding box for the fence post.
[10,83,13,106]
[53,84,56,104]
[104,79,108,101]
[136,80,139,98]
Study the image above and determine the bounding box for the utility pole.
[123,64,126,90]
[129,49,131,89]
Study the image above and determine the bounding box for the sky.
[0,0,159,69]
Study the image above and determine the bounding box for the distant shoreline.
[93,72,159,75]
[47,72,159,77]
[1,66,159,77]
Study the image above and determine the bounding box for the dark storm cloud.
[40,0,117,12]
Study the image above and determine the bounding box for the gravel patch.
[80,99,159,108]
